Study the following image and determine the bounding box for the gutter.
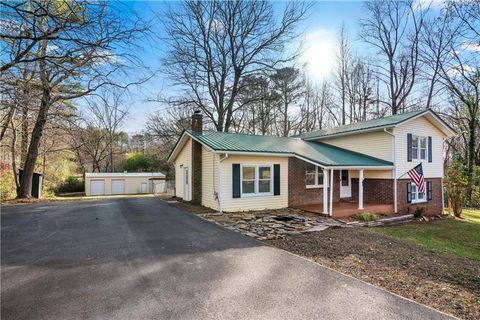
[384,128,398,213]
[216,153,229,213]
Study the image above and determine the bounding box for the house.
[85,172,166,196]
[167,110,455,217]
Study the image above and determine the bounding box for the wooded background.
[1,0,478,210]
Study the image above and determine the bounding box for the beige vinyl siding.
[320,131,393,161]
[85,176,158,195]
[350,170,393,179]
[201,147,219,210]
[219,155,289,212]
[394,116,446,179]
[174,138,192,199]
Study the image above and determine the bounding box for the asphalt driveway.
[1,198,452,320]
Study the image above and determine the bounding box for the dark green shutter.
[428,136,432,162]
[407,182,412,203]
[232,164,241,198]
[407,133,412,162]
[273,164,280,196]
[427,181,432,201]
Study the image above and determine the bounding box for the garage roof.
[85,172,165,178]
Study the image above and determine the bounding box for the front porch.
[288,157,396,218]
[295,202,395,218]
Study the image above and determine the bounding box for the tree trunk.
[17,85,51,198]
[465,110,476,205]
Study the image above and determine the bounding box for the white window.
[412,135,427,160]
[305,163,324,188]
[410,184,426,203]
[241,165,272,196]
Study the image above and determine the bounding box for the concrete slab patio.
[1,198,452,320]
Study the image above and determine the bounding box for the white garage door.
[111,179,125,195]
[90,180,105,196]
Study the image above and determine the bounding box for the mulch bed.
[267,228,480,320]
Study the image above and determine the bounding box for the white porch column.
[329,169,334,216]
[323,169,328,214]
[358,169,364,210]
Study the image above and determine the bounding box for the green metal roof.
[294,109,427,140]
[187,129,393,167]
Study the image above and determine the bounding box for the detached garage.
[85,172,166,196]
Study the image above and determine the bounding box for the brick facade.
[351,178,394,204]
[397,178,443,216]
[287,157,339,207]
[191,111,203,204]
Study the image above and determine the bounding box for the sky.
[120,1,367,133]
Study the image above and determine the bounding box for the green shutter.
[427,181,432,201]
[428,136,432,163]
[407,134,412,162]
[407,182,412,203]
[274,164,280,196]
[232,164,241,198]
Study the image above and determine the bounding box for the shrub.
[353,213,377,221]
[444,157,467,217]
[56,176,84,193]
[414,206,425,218]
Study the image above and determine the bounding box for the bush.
[353,213,377,221]
[444,157,467,217]
[414,207,425,218]
[56,176,84,193]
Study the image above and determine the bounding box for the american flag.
[407,163,425,193]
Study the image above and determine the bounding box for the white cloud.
[301,29,336,83]
[461,42,480,52]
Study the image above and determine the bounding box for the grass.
[352,213,377,221]
[370,209,480,260]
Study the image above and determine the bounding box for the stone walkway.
[199,209,343,240]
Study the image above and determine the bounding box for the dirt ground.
[267,228,480,320]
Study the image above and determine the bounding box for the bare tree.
[436,0,480,205]
[333,24,352,125]
[162,0,309,132]
[360,0,425,114]
[1,1,150,198]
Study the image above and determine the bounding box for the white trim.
[240,164,274,197]
[323,169,328,214]
[305,164,324,188]
[329,169,334,216]
[303,126,395,141]
[401,110,456,137]
[327,166,394,170]
[358,169,364,210]
[384,128,398,213]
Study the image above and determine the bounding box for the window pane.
[341,170,349,186]
[305,163,316,173]
[317,171,324,185]
[420,137,427,148]
[258,180,271,193]
[412,137,418,147]
[242,167,255,180]
[242,181,255,194]
[420,149,426,159]
[305,173,316,185]
[259,167,271,179]
[412,148,418,159]
[418,192,424,199]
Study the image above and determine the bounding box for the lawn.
[370,209,480,260]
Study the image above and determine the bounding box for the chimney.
[192,110,203,133]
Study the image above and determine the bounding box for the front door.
[340,170,351,198]
[183,167,190,201]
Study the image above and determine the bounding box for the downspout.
[217,153,229,213]
[384,128,397,213]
